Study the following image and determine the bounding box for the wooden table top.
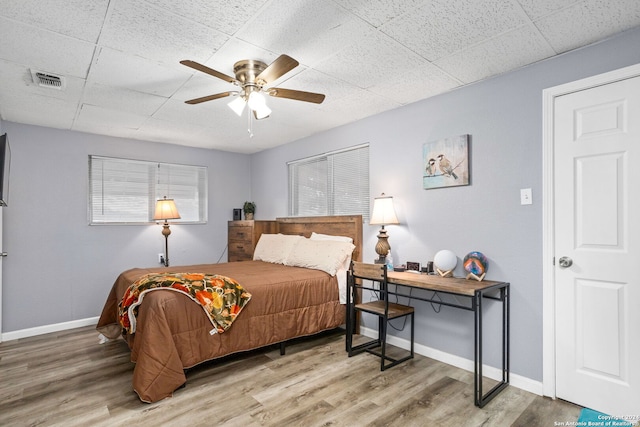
[386,271,508,296]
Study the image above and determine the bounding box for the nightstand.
[227,220,276,262]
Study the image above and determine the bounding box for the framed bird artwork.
[422,134,470,189]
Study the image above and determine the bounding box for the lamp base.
[374,227,391,264]
[162,222,171,267]
[374,256,387,264]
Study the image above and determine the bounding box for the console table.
[383,271,510,407]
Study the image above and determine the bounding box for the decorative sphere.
[463,251,488,275]
[434,250,457,272]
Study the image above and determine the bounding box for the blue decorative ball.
[463,251,488,276]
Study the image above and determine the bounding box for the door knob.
[558,256,573,268]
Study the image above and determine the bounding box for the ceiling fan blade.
[256,55,299,85]
[268,88,325,104]
[180,60,237,84]
[185,91,234,105]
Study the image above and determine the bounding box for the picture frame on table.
[406,261,421,272]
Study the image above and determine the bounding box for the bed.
[96,215,362,403]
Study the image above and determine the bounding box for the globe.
[463,251,488,276]
[434,250,457,272]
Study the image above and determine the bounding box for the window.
[288,144,369,220]
[89,156,207,224]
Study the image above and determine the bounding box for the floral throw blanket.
[118,272,252,335]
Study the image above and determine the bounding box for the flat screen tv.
[0,133,10,206]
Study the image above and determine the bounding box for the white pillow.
[253,234,304,264]
[285,239,355,276]
[310,232,353,244]
[335,261,350,304]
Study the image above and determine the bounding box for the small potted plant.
[243,201,256,220]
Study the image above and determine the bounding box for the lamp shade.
[153,197,181,221]
[228,96,246,116]
[247,91,266,110]
[370,193,399,225]
[253,103,271,120]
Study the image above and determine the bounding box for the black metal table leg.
[475,285,510,408]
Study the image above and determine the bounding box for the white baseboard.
[1,316,99,342]
[360,326,543,396]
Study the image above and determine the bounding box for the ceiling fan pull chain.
[247,108,254,138]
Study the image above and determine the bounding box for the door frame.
[542,62,640,398]
[0,208,2,342]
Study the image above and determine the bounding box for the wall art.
[423,134,470,189]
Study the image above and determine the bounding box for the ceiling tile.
[73,103,148,134]
[318,88,401,124]
[515,0,581,20]
[0,17,95,78]
[135,117,223,149]
[314,32,429,89]
[0,60,84,126]
[0,0,109,43]
[368,63,461,105]
[235,0,374,66]
[435,24,556,84]
[98,0,228,66]
[201,39,281,79]
[0,91,77,129]
[87,47,192,97]
[534,0,640,53]
[82,82,168,116]
[336,0,423,28]
[0,59,86,103]
[145,0,269,36]
[381,0,530,61]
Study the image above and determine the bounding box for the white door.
[554,75,640,415]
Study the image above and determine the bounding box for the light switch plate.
[520,188,532,205]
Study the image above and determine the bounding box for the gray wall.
[250,27,640,382]
[1,123,251,332]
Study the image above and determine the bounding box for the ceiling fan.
[180,54,325,122]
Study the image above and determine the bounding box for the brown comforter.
[96,261,345,403]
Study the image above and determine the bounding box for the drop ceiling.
[0,0,638,154]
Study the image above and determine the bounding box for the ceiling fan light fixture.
[247,91,267,110]
[254,104,271,120]
[228,96,246,116]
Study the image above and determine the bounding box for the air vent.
[30,70,65,90]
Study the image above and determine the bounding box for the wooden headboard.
[276,215,363,262]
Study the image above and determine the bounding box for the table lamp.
[370,193,399,264]
[154,196,181,267]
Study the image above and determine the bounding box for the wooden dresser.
[227,220,276,262]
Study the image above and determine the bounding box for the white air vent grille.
[31,70,65,90]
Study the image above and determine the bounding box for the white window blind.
[89,156,207,224]
[288,144,369,220]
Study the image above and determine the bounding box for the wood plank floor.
[0,326,582,426]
